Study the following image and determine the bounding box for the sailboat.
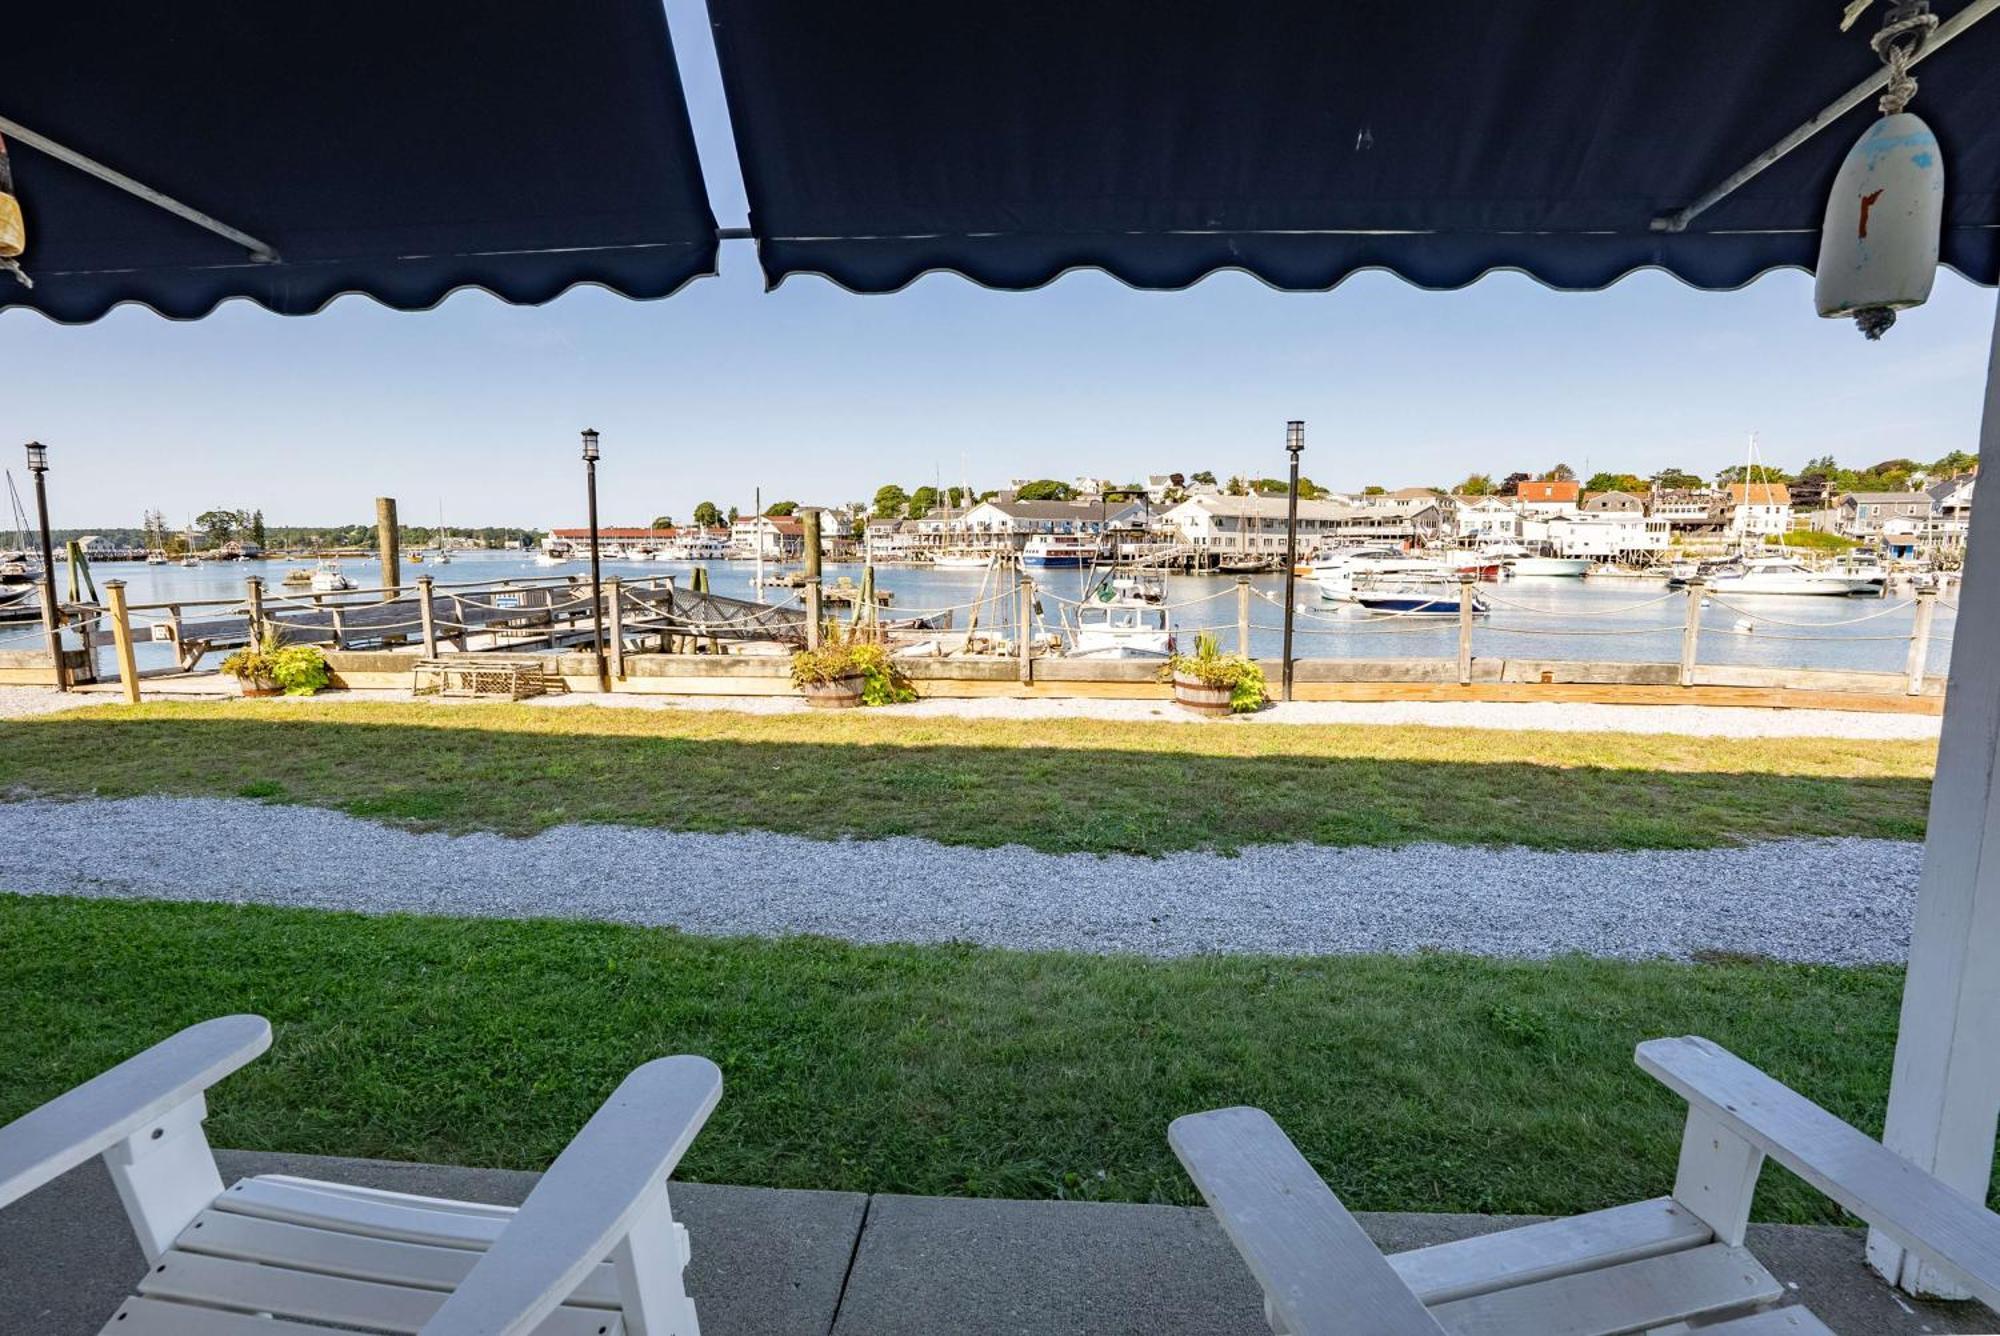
[432,501,453,565]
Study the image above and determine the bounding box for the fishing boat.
[281,567,313,587]
[1216,555,1272,574]
[1068,574,1172,658]
[308,559,354,593]
[1705,556,1879,597]
[1021,533,1105,569]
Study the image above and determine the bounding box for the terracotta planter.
[1172,673,1234,716]
[800,674,866,709]
[236,675,280,698]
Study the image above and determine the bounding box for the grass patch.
[0,893,1924,1221]
[0,702,1935,853]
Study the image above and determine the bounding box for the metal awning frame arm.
[1651,0,1997,234]
[0,112,280,263]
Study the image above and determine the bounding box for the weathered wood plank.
[1427,1242,1782,1336]
[1649,1303,1836,1334]
[1387,1197,1712,1305]
[1169,1106,1446,1336]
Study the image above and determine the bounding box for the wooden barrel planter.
[800,674,866,709]
[1172,674,1233,716]
[237,676,281,698]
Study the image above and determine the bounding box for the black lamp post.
[1281,420,1304,703]
[24,442,65,691]
[580,428,606,687]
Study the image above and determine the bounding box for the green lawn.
[2,894,1920,1222]
[0,701,1935,852]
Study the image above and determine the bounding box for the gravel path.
[0,795,1922,964]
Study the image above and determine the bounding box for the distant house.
[1514,479,1582,515]
[1835,491,1933,540]
[1581,490,1644,514]
[1543,512,1671,559]
[1159,494,1351,555]
[1727,482,1792,538]
[729,514,807,559]
[956,497,1147,549]
[1927,474,1975,549]
[1647,489,1726,531]
[1452,496,1523,541]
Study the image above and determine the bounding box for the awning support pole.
[0,113,279,263]
[1869,287,2000,1298]
[1650,0,1997,234]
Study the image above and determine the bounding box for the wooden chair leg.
[1672,1105,1766,1247]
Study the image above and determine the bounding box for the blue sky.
[2,2,1994,531]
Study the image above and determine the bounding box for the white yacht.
[535,536,576,567]
[1021,533,1105,569]
[1706,556,1879,597]
[931,549,997,569]
[667,533,732,562]
[1309,544,1447,595]
[1498,541,1591,578]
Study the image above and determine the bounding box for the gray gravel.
[0,795,1922,963]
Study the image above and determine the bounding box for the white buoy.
[1815,111,1944,339]
[1734,618,1755,634]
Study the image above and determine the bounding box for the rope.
[1703,595,1915,628]
[1872,6,1939,114]
[1476,588,1683,617]
[1476,623,1681,638]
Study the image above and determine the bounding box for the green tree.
[906,485,940,519]
[650,515,675,529]
[693,501,722,529]
[1650,467,1704,490]
[1584,472,1644,495]
[1544,463,1576,482]
[1362,484,1387,496]
[196,509,239,546]
[765,500,799,516]
[1014,479,1074,501]
[1224,476,1248,496]
[1248,477,1329,500]
[945,485,966,508]
[1930,449,1978,477]
[872,484,911,518]
[1715,464,1791,486]
[249,510,266,547]
[1498,472,1531,497]
[727,506,740,524]
[1457,474,1494,496]
[1190,470,1218,486]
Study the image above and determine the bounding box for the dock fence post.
[245,575,266,645]
[1235,576,1252,657]
[1906,584,1938,696]
[1018,573,1034,685]
[605,575,625,682]
[1457,574,1475,686]
[106,579,140,704]
[417,576,438,658]
[1680,578,1705,688]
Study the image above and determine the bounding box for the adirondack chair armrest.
[419,1054,723,1336]
[1637,1035,2000,1309]
[1170,1106,1448,1335]
[0,1014,270,1212]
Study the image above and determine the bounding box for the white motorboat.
[1341,574,1490,616]
[931,549,998,569]
[1069,577,1172,658]
[535,536,575,567]
[1512,555,1592,577]
[1309,544,1447,595]
[1021,533,1105,569]
[308,560,354,593]
[666,533,732,562]
[1705,556,1878,597]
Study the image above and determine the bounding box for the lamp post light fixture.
[1281,420,1304,704]
[580,429,606,689]
[24,441,65,691]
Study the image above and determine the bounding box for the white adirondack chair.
[1171,1035,2000,1336]
[0,1015,722,1336]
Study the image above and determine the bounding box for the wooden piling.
[606,575,625,680]
[1906,585,1938,695]
[375,497,400,599]
[1236,576,1252,657]
[245,575,266,645]
[417,576,438,658]
[1680,578,1705,687]
[1457,574,1475,686]
[802,509,823,649]
[1018,573,1034,684]
[105,579,140,704]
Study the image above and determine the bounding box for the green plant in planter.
[219,632,333,697]
[790,626,917,705]
[1160,632,1267,713]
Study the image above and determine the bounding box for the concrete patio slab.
[3,1149,1993,1335]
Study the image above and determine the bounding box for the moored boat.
[1021,534,1104,569]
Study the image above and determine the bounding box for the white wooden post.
[1679,578,1704,687]
[608,1185,699,1336]
[1670,1106,1765,1248]
[1905,585,1937,696]
[1018,574,1034,685]
[1872,294,2000,1298]
[417,576,439,658]
[1236,576,1252,658]
[606,575,625,681]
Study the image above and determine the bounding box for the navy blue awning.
[707,0,2000,293]
[2,3,717,322]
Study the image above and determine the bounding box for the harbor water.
[16,550,1960,678]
